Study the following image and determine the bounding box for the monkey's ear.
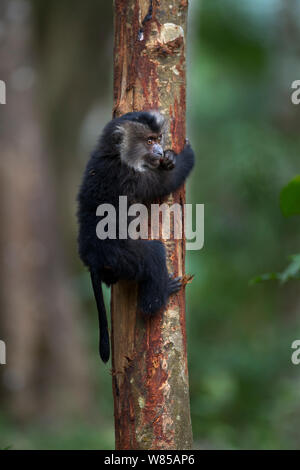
[112,125,125,145]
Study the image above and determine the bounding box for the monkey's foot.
[160,150,176,170]
[182,273,195,286]
[168,275,182,295]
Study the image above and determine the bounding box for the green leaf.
[278,254,300,284]
[249,272,279,285]
[280,175,300,217]
[250,254,300,285]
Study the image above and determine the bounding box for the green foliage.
[251,174,300,285]
[280,176,300,217]
[251,254,300,285]
[187,0,300,450]
[197,0,268,75]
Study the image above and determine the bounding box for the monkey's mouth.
[145,155,160,169]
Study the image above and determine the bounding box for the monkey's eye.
[157,135,162,143]
[147,138,153,145]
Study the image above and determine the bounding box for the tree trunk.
[0,0,91,421]
[111,0,193,450]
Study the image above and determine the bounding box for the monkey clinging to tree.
[77,110,195,363]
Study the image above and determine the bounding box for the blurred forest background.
[0,0,300,450]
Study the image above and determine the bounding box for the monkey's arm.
[149,142,195,199]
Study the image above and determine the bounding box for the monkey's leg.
[131,240,182,315]
[138,277,167,315]
[113,240,182,315]
[138,274,182,316]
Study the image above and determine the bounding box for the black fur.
[77,111,194,363]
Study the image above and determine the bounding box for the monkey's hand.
[160,149,176,171]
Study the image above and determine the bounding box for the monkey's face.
[141,133,164,169]
[119,121,165,172]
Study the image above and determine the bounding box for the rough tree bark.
[111,0,193,450]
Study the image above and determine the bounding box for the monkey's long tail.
[90,270,110,363]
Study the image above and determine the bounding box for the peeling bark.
[112,0,193,450]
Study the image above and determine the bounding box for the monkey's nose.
[153,143,163,158]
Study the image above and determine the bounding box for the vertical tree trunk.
[0,0,91,420]
[112,0,193,450]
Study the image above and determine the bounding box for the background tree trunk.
[111,0,193,450]
[0,0,91,421]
